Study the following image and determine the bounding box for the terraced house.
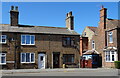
[0,6,80,69]
[81,6,120,68]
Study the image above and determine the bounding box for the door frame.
[52,52,60,68]
[38,52,46,69]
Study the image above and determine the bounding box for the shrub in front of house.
[114,61,120,69]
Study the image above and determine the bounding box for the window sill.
[62,45,75,47]
[21,44,35,45]
[0,63,6,65]
[0,43,7,45]
[21,62,35,64]
[105,61,115,63]
[109,42,113,43]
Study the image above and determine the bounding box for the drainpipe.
[14,33,17,69]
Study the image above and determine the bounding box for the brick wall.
[1,32,80,69]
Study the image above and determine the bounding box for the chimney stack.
[100,5,107,29]
[10,6,19,26]
[66,11,74,30]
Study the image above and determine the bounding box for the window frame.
[92,40,95,50]
[0,35,7,44]
[105,51,117,62]
[21,35,35,45]
[0,53,6,65]
[108,32,113,43]
[62,37,75,47]
[63,54,74,64]
[21,53,35,63]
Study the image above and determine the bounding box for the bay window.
[105,51,117,62]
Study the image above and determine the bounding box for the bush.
[114,61,120,69]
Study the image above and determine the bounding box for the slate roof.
[87,26,97,33]
[0,24,80,35]
[107,19,120,28]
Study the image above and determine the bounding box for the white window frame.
[21,53,35,63]
[108,32,113,43]
[0,35,7,44]
[105,51,117,62]
[21,35,35,45]
[92,40,95,50]
[0,53,6,65]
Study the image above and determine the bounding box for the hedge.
[114,61,120,69]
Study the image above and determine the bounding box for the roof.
[0,24,80,35]
[103,46,117,51]
[107,19,120,28]
[83,50,99,55]
[87,26,97,33]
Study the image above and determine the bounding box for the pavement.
[1,68,120,76]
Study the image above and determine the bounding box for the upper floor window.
[84,32,86,36]
[105,51,117,62]
[108,32,113,43]
[0,35,7,44]
[92,40,95,49]
[62,37,75,47]
[21,53,35,63]
[21,35,35,45]
[0,53,6,64]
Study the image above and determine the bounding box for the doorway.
[53,52,60,68]
[38,53,45,69]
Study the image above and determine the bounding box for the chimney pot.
[68,11,72,17]
[101,5,104,9]
[15,6,18,11]
[11,6,14,10]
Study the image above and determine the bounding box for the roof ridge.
[18,24,67,29]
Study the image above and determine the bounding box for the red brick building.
[82,6,120,68]
[0,6,80,69]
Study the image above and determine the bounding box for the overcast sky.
[2,2,118,34]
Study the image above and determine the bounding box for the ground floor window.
[0,53,6,64]
[63,54,74,64]
[21,53,35,63]
[105,51,117,62]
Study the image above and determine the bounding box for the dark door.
[53,53,60,68]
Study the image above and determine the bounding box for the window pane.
[1,35,6,43]
[67,38,71,45]
[109,32,113,43]
[31,53,34,62]
[22,53,26,62]
[1,57,5,63]
[26,35,30,44]
[63,54,74,64]
[31,36,35,44]
[26,53,30,62]
[0,36,1,42]
[22,35,25,44]
[2,39,5,43]
[2,35,6,39]
[71,40,74,46]
[112,55,114,61]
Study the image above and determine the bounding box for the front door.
[38,53,45,69]
[53,52,60,68]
